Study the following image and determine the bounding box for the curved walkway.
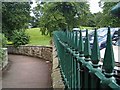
[2,54,52,88]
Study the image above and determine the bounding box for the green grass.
[25,28,51,46]
[8,26,94,46]
[80,26,95,30]
[7,41,13,45]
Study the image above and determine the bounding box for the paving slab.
[2,54,52,89]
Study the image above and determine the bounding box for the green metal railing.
[53,27,120,89]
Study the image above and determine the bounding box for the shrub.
[0,33,7,48]
[12,30,30,47]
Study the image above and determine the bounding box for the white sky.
[30,0,103,15]
[89,0,103,13]
[31,0,37,9]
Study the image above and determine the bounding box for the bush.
[0,33,7,47]
[12,30,30,47]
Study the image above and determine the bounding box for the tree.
[93,12,104,27]
[2,2,31,40]
[31,3,42,28]
[85,13,96,27]
[29,16,39,28]
[98,1,120,27]
[32,2,90,36]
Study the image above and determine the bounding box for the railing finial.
[78,30,84,56]
[84,29,91,61]
[75,31,78,50]
[70,32,73,47]
[91,28,100,67]
[103,27,115,77]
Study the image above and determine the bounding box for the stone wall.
[7,45,52,61]
[0,48,8,70]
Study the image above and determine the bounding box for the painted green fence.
[53,27,120,89]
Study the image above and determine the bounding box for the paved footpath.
[2,54,52,89]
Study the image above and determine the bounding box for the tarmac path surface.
[2,54,52,89]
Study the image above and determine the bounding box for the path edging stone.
[51,44,65,89]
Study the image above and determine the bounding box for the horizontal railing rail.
[53,27,120,89]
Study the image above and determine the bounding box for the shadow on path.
[2,54,52,89]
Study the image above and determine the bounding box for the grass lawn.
[25,28,51,46]
[7,26,94,46]
[80,26,95,30]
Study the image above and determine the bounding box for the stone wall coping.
[2,48,7,50]
[7,45,52,48]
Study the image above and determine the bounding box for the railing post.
[90,28,103,89]
[72,31,75,49]
[75,29,81,89]
[69,31,74,89]
[71,30,75,89]
[68,31,71,46]
[70,31,73,48]
[99,27,118,89]
[72,28,79,89]
[70,31,75,89]
[77,29,85,89]
[78,30,84,56]
[80,29,92,89]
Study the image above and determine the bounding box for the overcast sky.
[30,0,103,16]
[89,0,103,13]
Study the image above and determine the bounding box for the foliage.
[98,2,120,27]
[31,4,42,28]
[2,2,31,40]
[0,33,7,48]
[85,13,96,27]
[93,12,103,27]
[29,16,39,28]
[12,30,30,47]
[25,28,51,45]
[32,2,90,36]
